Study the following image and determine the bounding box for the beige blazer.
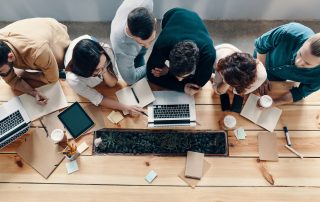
[0,18,70,87]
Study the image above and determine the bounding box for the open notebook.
[240,94,282,132]
[116,78,155,115]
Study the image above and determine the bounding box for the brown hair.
[309,33,320,57]
[216,52,257,94]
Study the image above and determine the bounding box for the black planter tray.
[94,129,228,156]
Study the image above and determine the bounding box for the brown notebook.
[185,151,204,179]
[16,128,65,179]
[258,132,278,161]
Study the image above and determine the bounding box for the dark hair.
[169,40,199,77]
[0,41,11,66]
[309,33,320,57]
[71,39,104,77]
[127,7,155,40]
[216,52,257,94]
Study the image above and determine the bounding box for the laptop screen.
[58,102,94,139]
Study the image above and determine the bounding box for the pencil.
[285,145,303,159]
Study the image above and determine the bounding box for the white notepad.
[116,78,155,115]
[18,82,68,121]
[240,94,282,132]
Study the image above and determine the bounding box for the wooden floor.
[1,79,320,202]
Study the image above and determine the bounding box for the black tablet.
[58,102,94,139]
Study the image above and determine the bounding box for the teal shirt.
[147,8,216,92]
[254,22,320,102]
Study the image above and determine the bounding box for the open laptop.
[147,91,196,127]
[0,82,68,149]
[0,97,31,149]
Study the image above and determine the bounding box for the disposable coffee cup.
[258,95,273,108]
[50,129,65,144]
[223,115,237,129]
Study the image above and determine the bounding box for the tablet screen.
[58,102,94,139]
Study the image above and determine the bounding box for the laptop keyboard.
[153,104,190,119]
[0,110,24,135]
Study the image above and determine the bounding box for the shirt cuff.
[290,87,304,102]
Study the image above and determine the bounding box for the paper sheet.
[19,82,68,121]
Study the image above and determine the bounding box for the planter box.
[94,129,228,156]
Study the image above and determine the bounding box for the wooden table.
[1,79,320,202]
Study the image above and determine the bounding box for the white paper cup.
[50,129,64,143]
[259,95,273,108]
[223,115,237,129]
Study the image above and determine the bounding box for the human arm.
[272,82,320,106]
[31,43,59,83]
[114,52,146,85]
[1,68,48,105]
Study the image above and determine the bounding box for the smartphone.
[220,93,230,111]
[231,94,244,113]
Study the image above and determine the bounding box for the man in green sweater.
[147,8,216,96]
[255,22,320,105]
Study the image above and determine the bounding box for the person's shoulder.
[283,22,314,37]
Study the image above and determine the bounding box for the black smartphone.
[231,94,244,113]
[220,93,230,111]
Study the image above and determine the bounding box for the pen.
[131,88,139,104]
[141,111,148,117]
[283,126,292,146]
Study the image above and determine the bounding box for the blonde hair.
[309,33,320,57]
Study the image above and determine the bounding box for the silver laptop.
[148,91,196,127]
[0,97,31,149]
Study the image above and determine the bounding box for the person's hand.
[124,105,145,117]
[258,79,272,95]
[151,66,169,77]
[35,91,48,105]
[184,83,202,96]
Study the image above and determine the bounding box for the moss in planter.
[94,129,228,156]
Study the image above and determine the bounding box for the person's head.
[216,52,257,94]
[295,33,320,68]
[169,40,199,81]
[127,7,156,48]
[71,39,111,78]
[0,41,14,77]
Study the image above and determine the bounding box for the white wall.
[1,0,320,21]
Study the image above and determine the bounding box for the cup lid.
[224,115,237,128]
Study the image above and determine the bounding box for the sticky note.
[236,127,246,140]
[66,160,79,174]
[77,142,89,154]
[107,111,124,124]
[145,170,157,183]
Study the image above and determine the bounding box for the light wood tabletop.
[1,79,320,202]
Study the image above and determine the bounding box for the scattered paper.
[107,111,124,124]
[66,160,79,174]
[77,142,89,154]
[145,170,157,183]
